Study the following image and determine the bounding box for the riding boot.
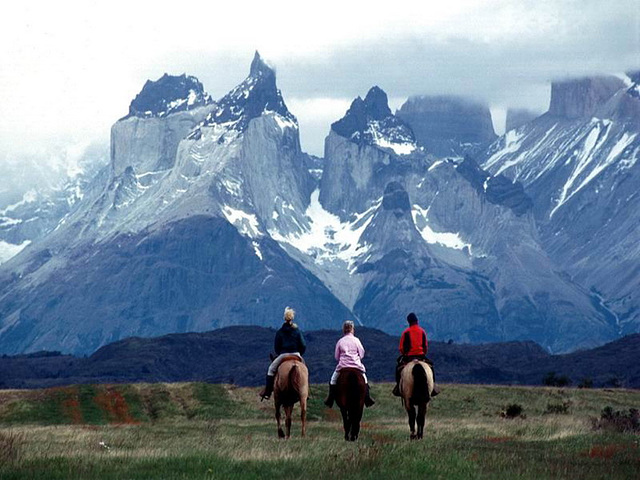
[259,375,274,401]
[364,384,375,407]
[324,384,336,408]
[432,384,441,397]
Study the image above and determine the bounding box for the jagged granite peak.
[196,51,295,134]
[456,157,533,216]
[505,108,540,132]
[396,95,496,157]
[331,86,416,155]
[249,50,275,78]
[126,73,212,119]
[548,75,626,120]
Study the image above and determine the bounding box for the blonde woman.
[259,307,307,400]
[324,320,375,408]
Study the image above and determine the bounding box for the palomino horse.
[273,356,309,439]
[399,360,434,440]
[335,368,366,441]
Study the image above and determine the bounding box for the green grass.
[0,383,638,479]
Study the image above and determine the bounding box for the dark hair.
[407,312,419,325]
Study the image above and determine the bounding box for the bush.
[592,407,640,433]
[543,372,572,387]
[578,378,593,389]
[502,403,524,419]
[545,401,572,414]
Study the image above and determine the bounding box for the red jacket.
[399,324,427,356]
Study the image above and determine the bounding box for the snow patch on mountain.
[221,206,261,238]
[269,190,376,270]
[411,204,471,251]
[0,240,30,264]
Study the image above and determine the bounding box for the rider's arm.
[422,330,427,355]
[400,330,411,355]
[334,339,341,361]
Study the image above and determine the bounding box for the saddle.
[279,355,305,364]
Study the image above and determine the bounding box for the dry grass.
[0,383,638,480]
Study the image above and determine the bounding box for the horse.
[273,356,309,439]
[399,360,434,440]
[335,368,366,441]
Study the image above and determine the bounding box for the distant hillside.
[0,327,638,389]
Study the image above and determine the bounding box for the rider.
[324,320,375,408]
[259,307,306,400]
[392,312,440,397]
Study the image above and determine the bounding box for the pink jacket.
[335,333,366,372]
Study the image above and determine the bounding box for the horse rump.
[411,363,430,404]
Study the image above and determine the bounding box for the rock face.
[111,74,216,177]
[547,76,626,120]
[505,109,539,131]
[479,74,640,336]
[396,95,496,157]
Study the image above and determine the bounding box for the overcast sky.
[1,0,638,158]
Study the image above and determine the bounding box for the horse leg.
[276,402,285,439]
[407,404,417,440]
[417,402,427,439]
[340,407,350,441]
[350,406,363,441]
[284,405,293,439]
[300,396,307,438]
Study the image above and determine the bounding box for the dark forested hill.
[1,327,638,389]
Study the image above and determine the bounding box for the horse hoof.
[410,434,417,440]
[278,429,285,439]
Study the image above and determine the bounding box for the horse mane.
[411,362,430,403]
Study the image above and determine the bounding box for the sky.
[0,0,638,158]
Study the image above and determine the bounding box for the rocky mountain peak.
[197,52,295,133]
[249,51,275,79]
[126,73,212,119]
[363,86,393,119]
[548,75,625,120]
[331,86,416,155]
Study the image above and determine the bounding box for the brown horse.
[273,357,309,439]
[335,368,366,441]
[399,360,434,440]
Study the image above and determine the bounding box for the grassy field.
[0,382,638,479]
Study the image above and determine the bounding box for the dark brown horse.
[399,360,434,440]
[335,368,366,441]
[273,357,309,439]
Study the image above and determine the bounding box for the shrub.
[578,378,593,389]
[502,403,524,419]
[592,407,640,433]
[545,401,572,414]
[543,371,572,387]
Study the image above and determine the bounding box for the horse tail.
[289,363,299,392]
[412,363,430,403]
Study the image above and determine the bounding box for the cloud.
[0,0,637,157]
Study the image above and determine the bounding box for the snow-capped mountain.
[0,55,633,355]
[478,73,640,336]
